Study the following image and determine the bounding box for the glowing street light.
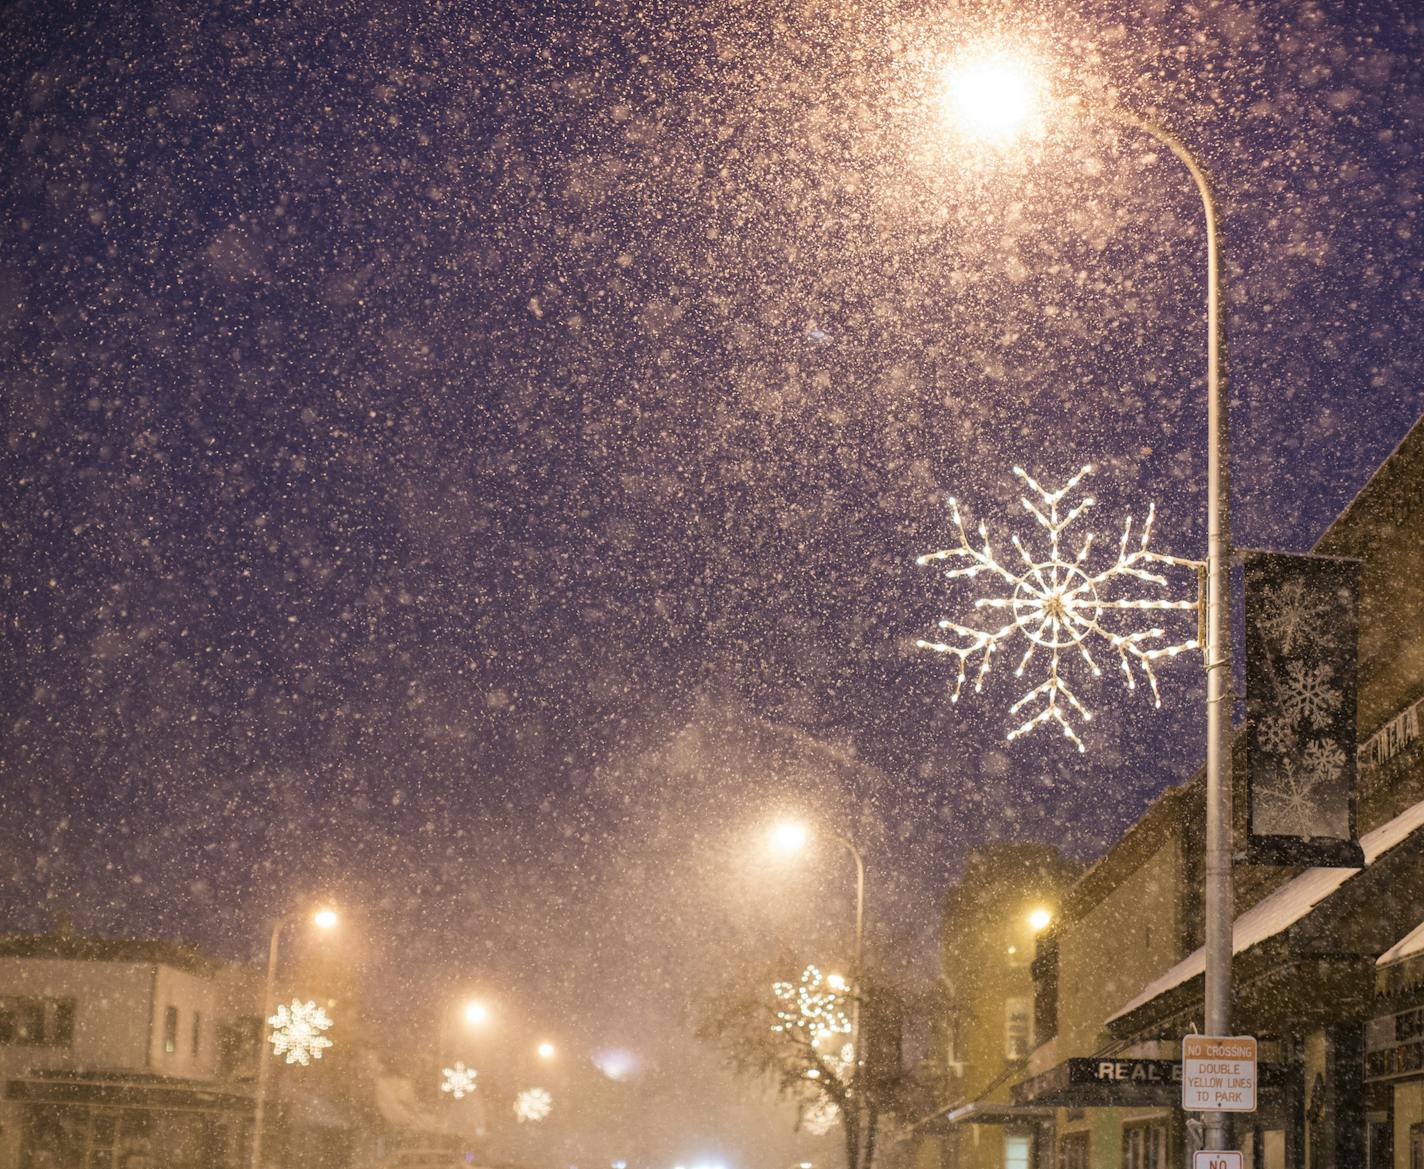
[313,907,338,931]
[1028,907,1053,933]
[930,40,1234,1156]
[463,999,490,1026]
[936,48,1045,146]
[770,820,809,853]
[536,1040,557,1060]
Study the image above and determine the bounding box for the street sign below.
[1194,1152,1243,1169]
[1182,1035,1258,1112]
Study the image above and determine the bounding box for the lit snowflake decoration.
[916,464,1200,751]
[268,1000,333,1066]
[440,1061,477,1100]
[514,1087,553,1123]
[771,965,852,1049]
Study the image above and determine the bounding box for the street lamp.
[768,821,865,1002]
[536,1040,556,1060]
[767,816,868,1144]
[937,48,1234,1155]
[251,905,338,1169]
[463,999,490,1027]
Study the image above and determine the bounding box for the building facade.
[915,844,1078,1169]
[0,932,262,1168]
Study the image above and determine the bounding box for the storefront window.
[1122,1119,1168,1169]
[1058,1131,1090,1169]
[1004,1133,1032,1169]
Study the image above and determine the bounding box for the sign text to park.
[1182,1035,1257,1112]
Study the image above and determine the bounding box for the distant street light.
[251,904,338,1169]
[766,819,867,1130]
[464,999,490,1026]
[935,44,1234,1155]
[1028,907,1053,933]
[536,1040,556,1060]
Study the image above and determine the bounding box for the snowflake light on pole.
[916,464,1200,751]
[267,1000,333,1066]
[440,1061,477,1100]
[514,1087,553,1123]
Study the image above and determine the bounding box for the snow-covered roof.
[1108,795,1424,1025]
[1379,919,1424,968]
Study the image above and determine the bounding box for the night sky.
[3,0,1423,1163]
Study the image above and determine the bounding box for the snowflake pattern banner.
[1244,550,1363,867]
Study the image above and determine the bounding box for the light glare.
[770,821,809,853]
[312,908,338,930]
[940,51,1043,145]
[1029,907,1052,932]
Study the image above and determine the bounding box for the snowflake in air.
[514,1087,553,1123]
[441,1061,477,1100]
[917,465,1200,751]
[1257,575,1334,655]
[268,1000,333,1066]
[1281,661,1342,729]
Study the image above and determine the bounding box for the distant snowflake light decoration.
[441,1061,477,1100]
[771,965,853,1049]
[268,999,333,1066]
[917,464,1200,751]
[514,1087,553,1123]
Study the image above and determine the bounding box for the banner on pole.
[1244,550,1363,867]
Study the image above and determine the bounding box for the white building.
[0,931,262,1169]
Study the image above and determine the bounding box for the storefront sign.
[1244,551,1364,867]
[1183,1035,1257,1112]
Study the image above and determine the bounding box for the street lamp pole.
[938,56,1234,1156]
[250,915,291,1169]
[251,906,337,1169]
[1104,104,1233,1156]
[830,832,867,1048]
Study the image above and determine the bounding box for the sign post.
[1183,1035,1258,1113]
[1194,1153,1244,1169]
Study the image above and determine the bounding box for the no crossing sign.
[1182,1034,1257,1112]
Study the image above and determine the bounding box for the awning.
[1107,795,1424,1030]
[1380,919,1424,968]
[374,1075,462,1136]
[1012,1058,1182,1108]
[6,1070,252,1114]
[1013,1056,1286,1108]
[943,1101,1055,1125]
[910,1098,1054,1133]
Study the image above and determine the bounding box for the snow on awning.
[1108,795,1424,1026]
[1379,919,1424,968]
